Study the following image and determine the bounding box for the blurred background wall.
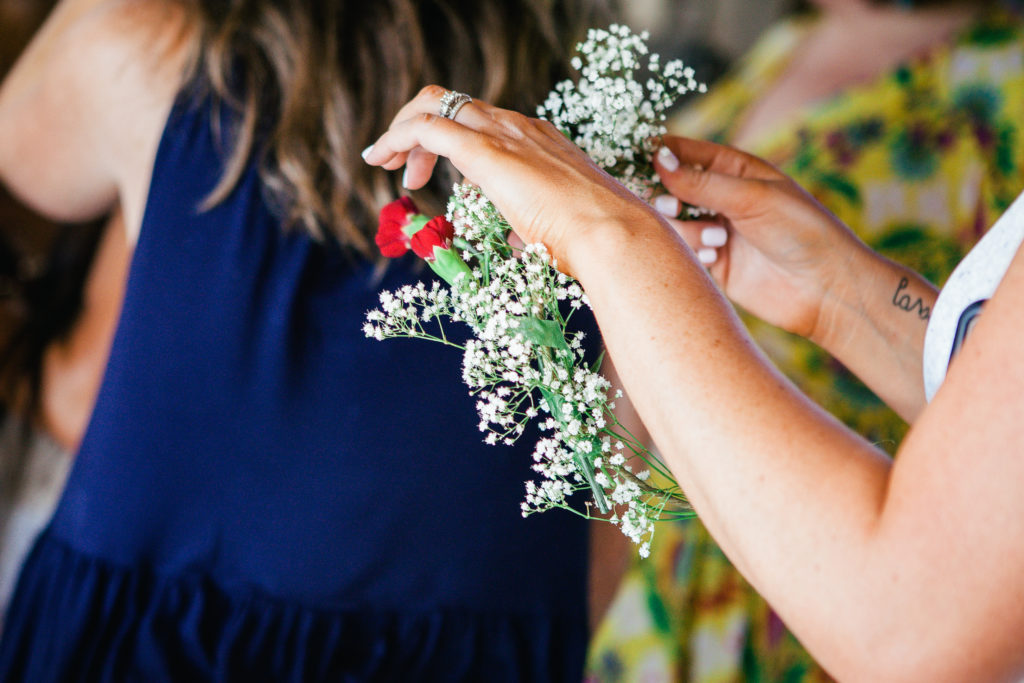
[623,0,794,85]
[625,0,792,57]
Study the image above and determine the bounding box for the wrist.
[817,248,937,347]
[810,244,937,418]
[809,241,880,351]
[561,206,669,282]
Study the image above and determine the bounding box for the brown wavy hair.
[179,0,614,255]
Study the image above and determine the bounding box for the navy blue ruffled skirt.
[0,532,587,682]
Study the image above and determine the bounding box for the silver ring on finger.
[439,90,473,121]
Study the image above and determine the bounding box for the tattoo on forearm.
[892,277,931,320]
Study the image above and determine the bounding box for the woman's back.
[0,62,590,683]
[0,1,599,679]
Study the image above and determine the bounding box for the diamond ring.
[439,90,472,121]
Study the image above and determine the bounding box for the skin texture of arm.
[365,88,1024,682]
[39,209,128,451]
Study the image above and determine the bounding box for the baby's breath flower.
[365,25,699,555]
[537,24,705,203]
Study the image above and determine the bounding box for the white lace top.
[923,190,1024,400]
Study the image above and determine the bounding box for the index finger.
[371,86,504,188]
[655,149,774,221]
[662,135,784,182]
[363,111,491,188]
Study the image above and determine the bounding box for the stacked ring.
[439,90,472,121]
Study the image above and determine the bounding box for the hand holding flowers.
[653,136,873,344]
[363,26,705,554]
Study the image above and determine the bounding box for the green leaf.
[539,387,565,422]
[401,214,430,238]
[539,385,610,514]
[574,447,610,514]
[590,350,605,374]
[997,124,1017,175]
[512,317,570,351]
[452,237,476,254]
[427,247,472,286]
[566,434,610,514]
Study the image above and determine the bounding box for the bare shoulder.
[0,0,195,237]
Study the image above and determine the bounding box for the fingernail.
[361,145,374,161]
[701,226,728,248]
[657,146,679,172]
[654,195,681,217]
[402,167,411,189]
[697,248,718,265]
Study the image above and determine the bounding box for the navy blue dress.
[0,87,590,681]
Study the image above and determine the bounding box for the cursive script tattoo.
[892,277,931,320]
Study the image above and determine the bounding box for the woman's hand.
[362,86,663,275]
[652,136,876,343]
[653,135,935,420]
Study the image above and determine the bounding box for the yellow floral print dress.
[587,10,1024,682]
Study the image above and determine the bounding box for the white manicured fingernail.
[361,145,374,161]
[402,167,411,189]
[654,195,681,217]
[697,247,718,265]
[701,226,728,248]
[657,146,679,172]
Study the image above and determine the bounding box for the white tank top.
[923,191,1024,400]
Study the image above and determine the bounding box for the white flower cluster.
[366,26,702,556]
[537,24,706,203]
[363,280,454,344]
[365,184,693,557]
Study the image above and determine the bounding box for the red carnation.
[375,196,420,258]
[410,216,456,261]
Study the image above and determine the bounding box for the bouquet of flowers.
[364,25,705,556]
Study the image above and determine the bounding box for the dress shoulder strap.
[923,190,1024,400]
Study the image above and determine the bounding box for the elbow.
[829,649,941,683]
[820,610,1018,683]
[0,162,118,225]
[821,631,941,683]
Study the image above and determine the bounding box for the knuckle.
[481,138,519,168]
[535,119,561,137]
[492,110,528,138]
[747,179,771,200]
[416,112,438,126]
[684,166,711,193]
[482,135,509,156]
[418,84,447,102]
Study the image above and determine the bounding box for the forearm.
[569,215,902,677]
[811,245,937,422]
[588,519,631,632]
